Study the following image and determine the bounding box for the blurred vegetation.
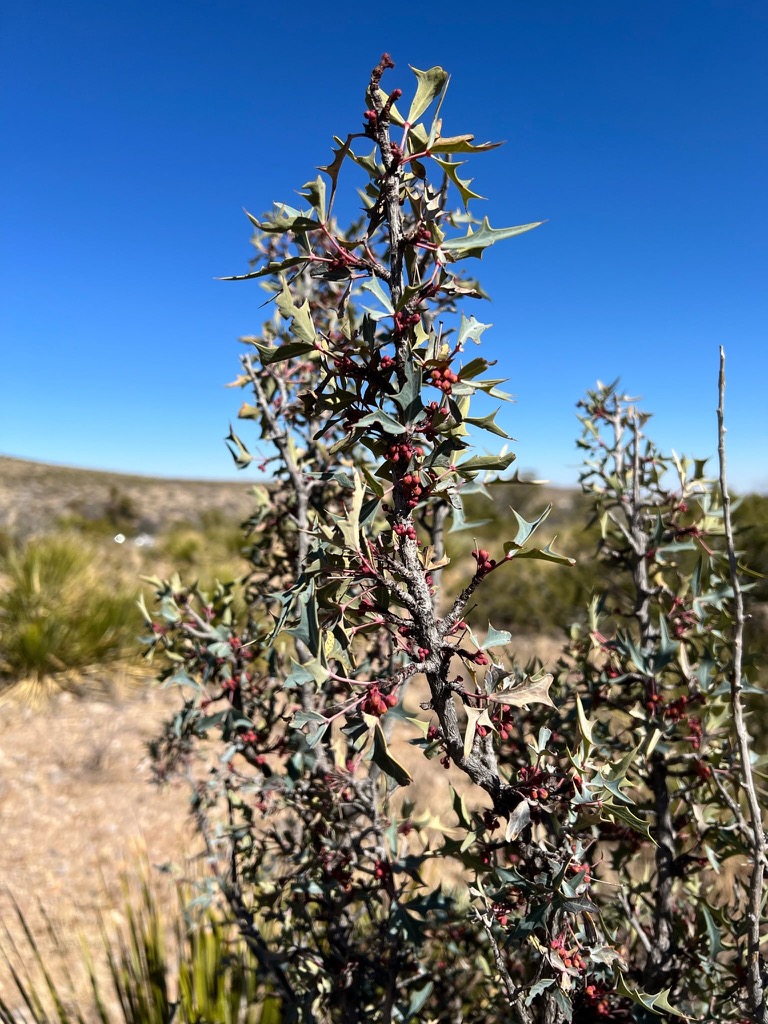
[0,535,139,695]
[0,871,278,1023]
[444,481,768,647]
[443,482,601,635]
[1,481,765,700]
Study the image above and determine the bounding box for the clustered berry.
[400,471,423,507]
[362,684,398,717]
[429,365,460,394]
[393,309,421,335]
[373,858,392,882]
[491,900,513,927]
[380,354,395,370]
[516,764,559,802]
[550,934,586,973]
[386,440,423,464]
[393,521,418,541]
[334,355,358,376]
[651,693,705,750]
[583,983,613,1016]
[491,705,515,742]
[471,547,496,576]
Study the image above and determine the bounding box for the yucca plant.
[0,535,138,698]
[0,871,279,1024]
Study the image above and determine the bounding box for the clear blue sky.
[2,1,766,491]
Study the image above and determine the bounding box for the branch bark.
[717,346,767,1022]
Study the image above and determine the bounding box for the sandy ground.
[0,679,194,1015]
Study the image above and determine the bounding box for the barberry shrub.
[143,56,766,1023]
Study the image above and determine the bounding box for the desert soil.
[0,677,195,1013]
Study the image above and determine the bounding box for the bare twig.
[717,346,767,1022]
[471,907,535,1024]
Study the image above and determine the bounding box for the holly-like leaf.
[503,505,552,548]
[300,176,327,222]
[487,672,555,709]
[601,801,654,842]
[217,254,307,282]
[463,706,494,759]
[362,274,394,317]
[292,709,328,748]
[336,470,365,550]
[457,313,492,348]
[433,157,484,210]
[225,425,252,469]
[319,134,356,213]
[253,203,322,234]
[451,786,472,830]
[406,65,449,125]
[441,217,543,261]
[482,624,512,650]
[430,134,503,155]
[252,340,316,365]
[456,451,517,477]
[463,410,511,440]
[505,800,531,841]
[275,278,317,345]
[615,975,692,1019]
[369,722,412,786]
[392,353,424,425]
[355,409,407,435]
[510,539,576,567]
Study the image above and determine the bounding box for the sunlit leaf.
[487,672,555,709]
[441,217,544,261]
[406,65,449,124]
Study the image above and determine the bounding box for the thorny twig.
[717,346,767,1022]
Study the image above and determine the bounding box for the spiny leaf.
[217,254,307,282]
[601,801,654,842]
[430,134,503,155]
[300,176,327,222]
[441,217,544,260]
[503,505,553,548]
[615,974,691,1018]
[487,672,555,709]
[433,157,484,210]
[451,786,472,829]
[456,451,517,476]
[406,65,449,125]
[319,134,357,212]
[457,313,492,348]
[251,339,316,365]
[510,539,576,567]
[275,278,317,345]
[463,706,493,758]
[250,202,322,235]
[225,426,252,469]
[369,722,412,786]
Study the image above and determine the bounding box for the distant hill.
[0,455,258,538]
